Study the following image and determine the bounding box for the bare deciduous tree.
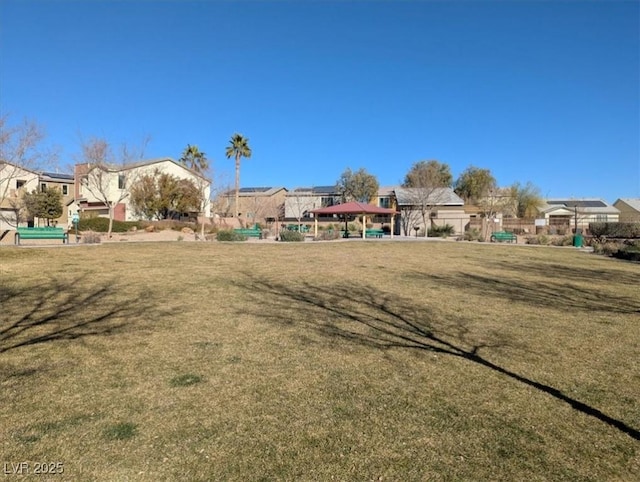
[78,136,149,238]
[0,115,50,228]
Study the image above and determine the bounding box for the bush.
[463,228,481,241]
[592,241,621,256]
[315,230,340,241]
[279,230,305,242]
[525,234,550,245]
[613,241,640,262]
[78,217,142,233]
[428,224,455,237]
[81,231,102,244]
[589,222,640,239]
[550,235,573,247]
[216,229,247,242]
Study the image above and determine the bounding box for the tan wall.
[614,201,640,222]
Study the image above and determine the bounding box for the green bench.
[234,225,263,238]
[365,229,384,238]
[286,224,310,233]
[15,227,68,245]
[490,231,517,243]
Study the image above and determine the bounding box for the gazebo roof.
[310,201,396,215]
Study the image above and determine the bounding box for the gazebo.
[310,201,398,239]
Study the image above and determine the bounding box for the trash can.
[573,233,583,248]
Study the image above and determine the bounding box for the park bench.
[364,229,384,238]
[286,224,310,233]
[15,227,68,245]
[234,224,263,238]
[490,231,517,243]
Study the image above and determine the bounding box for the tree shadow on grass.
[235,275,640,441]
[491,259,640,287]
[0,276,157,354]
[411,271,640,316]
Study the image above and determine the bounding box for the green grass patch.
[104,422,137,440]
[169,374,204,387]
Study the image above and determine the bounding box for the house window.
[62,185,68,195]
[321,197,335,208]
[41,183,47,192]
[16,180,26,189]
[595,214,608,222]
[118,174,125,189]
[379,197,390,209]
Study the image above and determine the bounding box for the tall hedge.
[77,217,142,233]
[589,222,640,238]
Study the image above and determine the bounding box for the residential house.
[75,158,211,222]
[537,198,620,233]
[613,198,640,223]
[284,186,341,222]
[394,186,468,235]
[38,171,75,227]
[219,186,287,225]
[0,162,39,229]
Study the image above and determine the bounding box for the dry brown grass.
[1,241,639,480]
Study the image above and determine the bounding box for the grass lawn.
[1,241,639,480]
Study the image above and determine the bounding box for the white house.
[0,162,39,229]
[537,198,620,232]
[74,158,211,222]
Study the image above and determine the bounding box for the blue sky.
[1,0,638,202]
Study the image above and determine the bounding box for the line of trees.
[3,113,547,238]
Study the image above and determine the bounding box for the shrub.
[613,241,640,262]
[315,230,340,241]
[81,231,101,244]
[589,222,640,239]
[592,241,621,256]
[464,228,481,241]
[550,235,574,246]
[428,224,455,237]
[525,234,550,245]
[279,230,305,242]
[216,229,247,242]
[77,217,142,233]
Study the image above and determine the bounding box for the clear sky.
[1,0,638,202]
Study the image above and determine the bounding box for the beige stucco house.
[75,158,211,222]
[0,162,39,229]
[219,186,287,225]
[613,198,640,223]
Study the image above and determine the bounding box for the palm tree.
[179,144,209,239]
[179,144,208,174]
[225,133,252,219]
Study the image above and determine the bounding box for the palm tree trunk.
[235,153,240,219]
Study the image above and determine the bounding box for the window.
[118,174,125,189]
[16,180,26,189]
[62,185,68,195]
[379,197,391,208]
[41,183,47,192]
[321,197,336,208]
[595,214,608,222]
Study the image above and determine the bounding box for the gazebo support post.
[362,214,366,239]
[390,215,394,239]
[314,218,318,238]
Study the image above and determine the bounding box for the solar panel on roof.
[547,200,606,208]
[238,187,271,193]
